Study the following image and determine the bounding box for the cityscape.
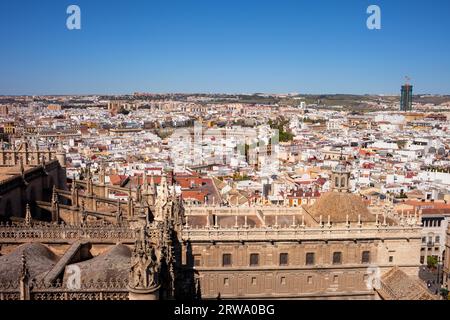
[0,0,450,308]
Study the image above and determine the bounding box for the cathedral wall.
[0,161,65,220]
[183,233,422,299]
[0,187,23,219]
[184,241,380,299]
[194,269,375,299]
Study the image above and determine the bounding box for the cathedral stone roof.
[0,243,59,282]
[306,191,375,223]
[63,244,131,283]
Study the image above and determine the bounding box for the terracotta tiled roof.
[306,192,375,223]
[377,267,437,300]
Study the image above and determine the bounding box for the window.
[193,255,201,267]
[251,277,257,285]
[389,256,394,263]
[250,253,259,266]
[306,252,315,265]
[422,237,426,243]
[362,251,370,264]
[333,275,339,284]
[224,278,229,286]
[222,254,232,267]
[340,177,346,188]
[333,252,342,265]
[435,236,440,243]
[280,277,286,285]
[279,253,289,266]
[307,276,313,284]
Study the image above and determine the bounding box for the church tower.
[331,162,351,193]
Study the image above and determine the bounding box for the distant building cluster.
[0,92,449,300]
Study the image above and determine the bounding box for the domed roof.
[0,243,59,282]
[63,244,131,283]
[306,192,375,223]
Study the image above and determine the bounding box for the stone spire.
[25,204,32,225]
[19,253,30,300]
[128,225,161,300]
[52,185,58,203]
[99,162,106,185]
[143,173,149,192]
[19,155,25,177]
[81,200,87,226]
[20,253,29,281]
[116,199,123,225]
[149,175,156,195]
[51,186,60,223]
[71,176,79,208]
[160,174,169,198]
[87,174,93,195]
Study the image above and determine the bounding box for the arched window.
[335,177,339,188]
[340,177,346,188]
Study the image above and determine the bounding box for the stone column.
[128,285,161,301]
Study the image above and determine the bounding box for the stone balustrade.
[0,222,138,243]
[182,224,421,242]
[0,278,129,301]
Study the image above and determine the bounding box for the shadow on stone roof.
[0,243,59,282]
[63,244,131,283]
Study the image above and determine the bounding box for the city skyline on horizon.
[1,0,450,95]
[1,88,449,97]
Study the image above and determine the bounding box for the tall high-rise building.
[400,84,413,112]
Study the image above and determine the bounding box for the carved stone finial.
[25,204,32,225]
[116,205,123,225]
[20,253,30,284]
[52,185,58,203]
[81,200,87,225]
[128,227,161,299]
[149,175,156,195]
[19,154,24,170]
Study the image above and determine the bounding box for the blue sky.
[1,0,449,95]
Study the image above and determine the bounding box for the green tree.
[427,256,438,269]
